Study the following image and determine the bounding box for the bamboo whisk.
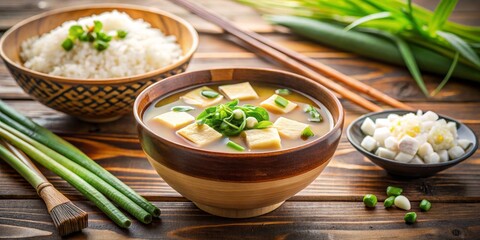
[0,140,87,236]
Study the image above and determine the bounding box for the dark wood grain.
[0,200,479,240]
[0,0,479,238]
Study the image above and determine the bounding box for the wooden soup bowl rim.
[0,4,199,85]
[134,67,345,157]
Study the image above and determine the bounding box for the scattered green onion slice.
[419,199,432,212]
[69,25,84,38]
[386,186,403,197]
[301,126,315,140]
[93,40,109,51]
[61,20,126,51]
[254,121,273,129]
[303,104,322,122]
[274,95,289,108]
[61,38,74,51]
[404,212,417,224]
[93,20,103,33]
[201,90,220,99]
[275,88,291,95]
[171,106,195,112]
[117,30,128,39]
[363,194,377,208]
[384,196,396,208]
[226,141,245,151]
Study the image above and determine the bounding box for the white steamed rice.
[20,10,183,79]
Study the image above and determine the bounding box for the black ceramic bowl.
[347,110,478,178]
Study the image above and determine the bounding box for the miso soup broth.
[143,82,333,153]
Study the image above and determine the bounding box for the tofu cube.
[360,117,375,136]
[387,114,400,122]
[218,82,259,100]
[417,142,434,158]
[448,146,465,160]
[409,155,424,164]
[420,121,435,132]
[375,118,390,128]
[373,127,390,147]
[375,147,396,160]
[273,117,309,139]
[457,139,472,150]
[180,86,224,107]
[384,136,398,151]
[361,136,377,152]
[177,123,223,147]
[398,136,419,155]
[394,152,414,163]
[243,128,281,149]
[421,111,439,121]
[152,111,195,129]
[260,94,297,114]
[438,149,449,162]
[447,121,458,138]
[424,152,440,164]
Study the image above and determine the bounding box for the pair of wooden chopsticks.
[170,0,413,112]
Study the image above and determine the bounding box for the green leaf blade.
[344,11,391,31]
[437,30,480,68]
[428,0,458,36]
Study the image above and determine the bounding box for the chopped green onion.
[93,40,109,51]
[93,20,103,33]
[68,25,84,38]
[61,38,74,51]
[171,106,195,112]
[419,199,432,212]
[301,126,315,140]
[384,196,396,208]
[117,30,128,39]
[254,121,272,129]
[226,141,245,151]
[201,90,220,99]
[97,32,112,42]
[404,212,417,224]
[303,104,322,122]
[196,100,270,136]
[363,194,377,208]
[275,88,291,95]
[386,186,403,196]
[274,95,289,108]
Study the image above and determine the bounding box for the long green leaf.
[428,0,458,36]
[431,52,459,96]
[344,12,391,31]
[360,29,429,96]
[437,30,480,68]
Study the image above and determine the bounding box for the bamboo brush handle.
[36,182,70,213]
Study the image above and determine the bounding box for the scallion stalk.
[0,119,152,224]
[0,100,160,217]
[0,126,131,228]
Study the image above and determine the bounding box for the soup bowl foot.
[194,201,284,218]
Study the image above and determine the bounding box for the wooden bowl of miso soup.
[134,68,344,218]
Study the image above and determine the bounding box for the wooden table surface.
[1,0,479,239]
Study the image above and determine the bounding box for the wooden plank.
[0,199,479,239]
[0,0,272,33]
[0,121,478,201]
[1,0,479,31]
[1,30,479,101]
